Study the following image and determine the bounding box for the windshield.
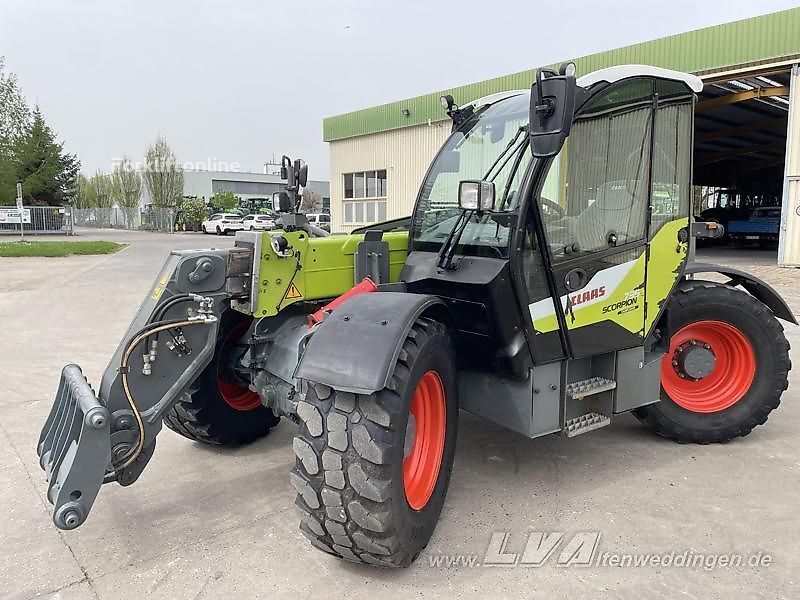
[411,92,532,256]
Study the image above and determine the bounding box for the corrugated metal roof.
[323,8,800,142]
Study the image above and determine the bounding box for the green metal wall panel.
[324,8,800,141]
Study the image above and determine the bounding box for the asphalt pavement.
[1,229,797,599]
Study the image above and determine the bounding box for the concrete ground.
[1,230,798,600]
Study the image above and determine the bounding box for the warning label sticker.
[286,282,302,299]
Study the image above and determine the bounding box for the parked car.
[201,213,245,235]
[728,206,781,248]
[243,213,277,231]
[306,212,331,232]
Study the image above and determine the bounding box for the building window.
[343,170,387,224]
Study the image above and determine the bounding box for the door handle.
[564,268,588,292]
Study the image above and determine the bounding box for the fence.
[71,207,175,233]
[0,206,177,235]
[0,205,73,235]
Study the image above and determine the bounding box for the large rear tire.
[163,309,280,446]
[635,282,790,443]
[291,317,458,567]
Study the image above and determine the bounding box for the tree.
[0,57,30,153]
[0,60,80,206]
[299,189,322,214]
[76,171,113,209]
[74,173,91,208]
[112,158,142,208]
[179,197,208,230]
[13,107,80,206]
[209,190,238,212]
[0,57,31,203]
[143,137,183,208]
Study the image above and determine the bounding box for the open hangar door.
[692,66,793,254]
[779,65,800,266]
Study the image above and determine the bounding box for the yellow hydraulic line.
[115,319,207,470]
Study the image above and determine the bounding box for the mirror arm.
[534,67,559,122]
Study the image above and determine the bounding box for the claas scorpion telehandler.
[38,65,794,567]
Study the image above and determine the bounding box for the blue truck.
[727,207,781,247]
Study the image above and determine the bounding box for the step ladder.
[562,377,616,437]
[563,412,612,437]
[566,376,616,400]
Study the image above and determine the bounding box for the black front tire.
[291,318,458,567]
[163,309,280,446]
[635,282,790,443]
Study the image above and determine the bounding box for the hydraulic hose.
[114,318,209,470]
[153,294,194,321]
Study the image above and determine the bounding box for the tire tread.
[292,318,452,567]
[635,282,791,443]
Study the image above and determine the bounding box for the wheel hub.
[217,320,262,412]
[661,320,756,413]
[671,340,716,380]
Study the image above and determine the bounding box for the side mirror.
[458,180,495,212]
[529,63,577,158]
[277,191,292,212]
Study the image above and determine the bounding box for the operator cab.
[402,65,702,376]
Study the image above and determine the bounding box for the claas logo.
[569,286,606,307]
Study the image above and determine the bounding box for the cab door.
[530,79,652,358]
[525,78,692,359]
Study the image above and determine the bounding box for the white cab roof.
[578,65,703,92]
[463,65,702,110]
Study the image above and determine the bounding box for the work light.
[458,180,495,212]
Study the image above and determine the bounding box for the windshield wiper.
[434,126,528,270]
[483,125,527,181]
[497,139,530,211]
[437,210,473,270]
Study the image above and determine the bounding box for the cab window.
[650,100,692,237]
[539,80,653,261]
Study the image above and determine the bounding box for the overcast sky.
[2,0,798,179]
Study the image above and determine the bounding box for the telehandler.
[38,65,794,568]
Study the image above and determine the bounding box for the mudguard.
[684,262,797,324]
[295,292,447,395]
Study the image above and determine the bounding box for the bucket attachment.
[37,364,111,530]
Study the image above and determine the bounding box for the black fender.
[294,292,449,395]
[684,262,797,324]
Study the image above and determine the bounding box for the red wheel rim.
[661,320,755,413]
[403,370,446,511]
[217,321,262,411]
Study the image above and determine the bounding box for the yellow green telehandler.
[38,65,794,567]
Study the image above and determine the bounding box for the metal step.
[566,376,617,400]
[563,412,611,437]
